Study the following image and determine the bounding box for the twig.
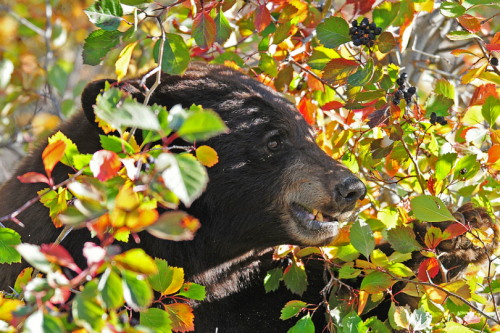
[400,138,427,195]
[0,5,45,37]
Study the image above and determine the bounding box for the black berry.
[492,57,499,66]
[460,168,467,175]
[404,92,412,100]
[393,98,400,105]
[349,27,357,35]
[439,118,448,126]
[396,78,404,86]
[401,72,408,79]
[362,18,369,25]
[430,112,437,125]
[360,37,369,45]
[405,98,411,104]
[353,39,361,46]
[352,20,358,27]
[369,22,376,30]
[369,33,375,40]
[408,86,416,94]
[369,40,375,47]
[375,27,382,35]
[395,90,403,99]
[436,116,445,124]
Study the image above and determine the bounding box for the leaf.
[17,172,50,184]
[458,14,481,33]
[177,282,206,300]
[348,59,374,86]
[408,307,432,331]
[147,258,185,295]
[89,150,121,182]
[418,257,440,282]
[342,311,365,333]
[424,226,442,249]
[365,317,391,333]
[14,267,33,293]
[83,29,123,66]
[387,226,423,253]
[435,153,457,181]
[440,1,465,18]
[15,244,52,273]
[116,41,138,81]
[424,94,453,117]
[264,267,283,292]
[298,97,316,124]
[446,31,481,41]
[308,46,340,70]
[287,313,314,333]
[164,303,195,332]
[196,145,219,167]
[445,322,474,333]
[42,140,67,179]
[121,269,154,311]
[361,271,393,293]
[147,210,201,241]
[114,248,158,275]
[192,11,216,49]
[370,249,388,267]
[40,243,82,273]
[259,53,277,78]
[72,281,106,332]
[316,16,351,49]
[153,33,190,75]
[373,1,400,31]
[481,95,500,127]
[410,195,456,222]
[0,228,21,264]
[283,259,308,296]
[443,223,468,240]
[350,220,375,259]
[140,308,173,333]
[48,131,80,167]
[214,10,230,45]
[97,267,124,310]
[461,61,488,84]
[323,58,359,86]
[254,5,271,32]
[24,310,65,333]
[387,263,414,277]
[176,108,228,142]
[281,300,307,320]
[377,32,397,53]
[435,79,455,100]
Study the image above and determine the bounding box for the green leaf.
[444,322,474,333]
[94,89,160,131]
[349,220,375,260]
[446,31,481,41]
[453,155,480,180]
[281,300,307,320]
[210,51,245,67]
[348,59,374,87]
[387,263,414,277]
[410,195,456,222]
[24,310,65,333]
[308,46,340,70]
[159,153,208,207]
[316,16,351,49]
[177,282,206,300]
[287,313,314,333]
[140,308,173,333]
[48,131,80,167]
[377,32,397,53]
[259,53,278,78]
[434,79,455,100]
[360,271,393,293]
[424,94,454,117]
[283,260,308,296]
[323,58,359,86]
[153,33,190,75]
[338,265,362,279]
[192,11,216,49]
[386,226,423,253]
[373,1,400,31]
[100,135,135,154]
[481,95,500,126]
[214,10,231,45]
[121,269,154,311]
[435,153,457,181]
[148,258,183,294]
[143,105,171,144]
[84,0,123,30]
[83,29,123,66]
[264,267,283,292]
[342,311,366,333]
[365,317,391,333]
[0,228,21,264]
[440,2,466,18]
[73,281,106,332]
[114,248,158,275]
[15,244,51,272]
[48,63,70,96]
[98,267,124,310]
[176,108,228,142]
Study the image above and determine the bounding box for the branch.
[400,138,428,195]
[0,5,45,37]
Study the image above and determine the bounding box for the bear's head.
[81,63,366,254]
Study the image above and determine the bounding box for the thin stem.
[0,5,45,36]
[400,138,427,194]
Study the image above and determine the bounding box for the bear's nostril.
[335,177,367,206]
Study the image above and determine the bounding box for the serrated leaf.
[177,282,206,300]
[164,303,194,332]
[387,263,414,277]
[387,226,423,253]
[98,267,124,310]
[280,300,307,320]
[264,267,283,292]
[122,269,154,311]
[410,195,456,222]
[323,58,359,86]
[176,108,228,142]
[147,258,185,295]
[308,46,340,70]
[114,248,157,275]
[48,131,80,168]
[288,313,314,333]
[283,260,308,296]
[254,5,271,32]
[349,220,375,260]
[214,10,231,45]
[84,0,123,30]
[409,307,432,331]
[153,34,190,75]
[259,53,277,78]
[83,29,123,66]
[481,95,500,126]
[435,153,457,181]
[348,59,374,86]
[140,308,173,333]
[424,94,454,117]
[361,271,393,293]
[0,228,21,264]
[192,11,216,49]
[316,16,351,49]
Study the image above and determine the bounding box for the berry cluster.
[492,57,499,67]
[430,112,447,126]
[349,18,382,47]
[392,72,416,106]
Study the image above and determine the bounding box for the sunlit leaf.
[116,41,138,81]
[147,210,201,241]
[288,313,314,333]
[418,257,439,282]
[350,220,375,260]
[84,0,123,30]
[147,258,185,295]
[140,308,173,333]
[89,150,121,182]
[387,226,423,253]
[214,10,231,45]
[264,267,283,292]
[177,282,206,300]
[196,145,219,167]
[280,300,307,320]
[410,195,456,222]
[164,303,195,332]
[122,269,154,311]
[153,33,190,75]
[0,228,21,264]
[97,267,124,310]
[83,29,123,65]
[192,11,216,49]
[316,16,351,49]
[42,140,67,180]
[254,5,271,32]
[361,271,393,293]
[283,259,308,296]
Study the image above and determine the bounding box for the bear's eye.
[267,136,281,151]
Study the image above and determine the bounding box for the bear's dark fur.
[0,62,366,331]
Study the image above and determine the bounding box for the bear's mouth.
[291,203,339,233]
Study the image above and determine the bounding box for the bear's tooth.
[312,209,318,216]
[316,212,323,222]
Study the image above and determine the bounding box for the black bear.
[0,62,366,330]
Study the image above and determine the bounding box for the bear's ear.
[81,79,146,129]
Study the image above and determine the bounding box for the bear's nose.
[334,177,366,209]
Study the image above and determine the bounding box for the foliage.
[1,0,500,332]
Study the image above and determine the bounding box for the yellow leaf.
[0,295,23,322]
[122,132,140,153]
[358,290,369,315]
[32,113,61,136]
[461,61,488,84]
[196,145,219,167]
[393,305,411,329]
[115,42,138,81]
[163,266,185,295]
[371,249,389,268]
[114,248,158,275]
[115,185,140,211]
[371,292,384,303]
[424,285,447,304]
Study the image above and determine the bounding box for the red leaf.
[487,145,500,164]
[443,223,468,240]
[321,101,344,111]
[486,44,500,51]
[254,5,271,32]
[42,140,67,180]
[41,243,82,273]
[89,150,122,182]
[164,303,195,332]
[298,98,316,125]
[17,172,50,184]
[344,0,376,15]
[469,84,498,106]
[322,58,359,86]
[458,14,481,33]
[418,257,440,282]
[192,11,216,49]
[427,176,436,196]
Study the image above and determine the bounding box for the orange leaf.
[89,150,122,182]
[298,98,316,125]
[307,73,324,92]
[488,145,500,164]
[418,257,439,282]
[469,84,498,106]
[358,290,369,315]
[492,31,500,44]
[88,213,111,240]
[254,5,271,32]
[451,49,479,57]
[321,101,343,111]
[17,172,50,184]
[196,145,219,167]
[486,44,500,51]
[164,303,195,332]
[458,14,481,33]
[42,140,67,180]
[385,158,400,179]
[322,58,359,86]
[192,11,216,49]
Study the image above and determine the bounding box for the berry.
[439,118,448,126]
[460,168,467,175]
[405,98,411,104]
[369,40,375,47]
[349,27,357,35]
[395,90,404,99]
[360,37,369,45]
[362,17,369,25]
[436,116,445,124]
[492,57,499,66]
[430,112,437,125]
[400,72,408,79]
[369,22,376,30]
[396,78,404,86]
[353,39,361,46]
[360,21,367,28]
[364,26,371,33]
[404,92,412,100]
[375,27,382,35]
[393,98,400,105]
[352,20,358,27]
[408,86,416,94]
[369,33,375,40]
